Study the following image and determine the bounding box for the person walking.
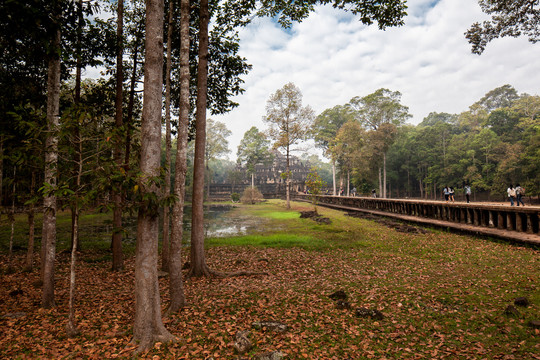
[464,184,471,203]
[449,187,455,202]
[507,184,516,206]
[515,184,525,206]
[443,186,450,202]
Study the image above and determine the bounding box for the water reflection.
[183,205,258,238]
[90,205,260,244]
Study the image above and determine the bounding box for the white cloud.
[214,0,540,161]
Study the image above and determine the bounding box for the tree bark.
[66,203,80,336]
[346,170,350,197]
[378,167,382,199]
[124,33,141,170]
[189,0,211,277]
[67,121,84,336]
[332,160,336,196]
[383,152,387,198]
[111,0,124,272]
[66,176,81,336]
[41,26,61,309]
[285,144,290,209]
[167,0,190,315]
[132,0,174,351]
[161,0,174,272]
[69,0,84,254]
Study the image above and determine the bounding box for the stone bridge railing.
[294,194,540,241]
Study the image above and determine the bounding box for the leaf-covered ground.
[1,201,539,359]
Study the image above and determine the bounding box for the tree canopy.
[237,126,273,177]
[466,0,540,54]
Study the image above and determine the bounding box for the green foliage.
[206,118,232,161]
[312,105,355,160]
[237,126,273,175]
[321,86,539,198]
[300,153,333,185]
[348,88,411,130]
[305,167,327,209]
[466,0,540,54]
[231,192,240,202]
[264,82,315,152]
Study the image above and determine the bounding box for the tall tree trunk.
[132,0,173,351]
[25,171,36,271]
[332,159,336,196]
[383,152,387,198]
[124,33,141,170]
[251,173,254,189]
[72,130,82,255]
[70,0,84,254]
[112,0,124,272]
[66,203,80,336]
[167,0,190,314]
[42,26,61,309]
[161,0,173,272]
[285,144,290,209]
[67,141,83,337]
[189,0,211,277]
[378,167,382,198]
[346,170,350,197]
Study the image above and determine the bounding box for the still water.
[93,204,262,245]
[182,204,261,238]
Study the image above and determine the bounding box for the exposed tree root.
[65,322,80,338]
[131,332,177,355]
[164,300,186,318]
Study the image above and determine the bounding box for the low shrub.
[241,187,263,204]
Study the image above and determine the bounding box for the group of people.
[442,183,526,206]
[507,184,526,206]
[443,184,472,203]
[319,184,526,206]
[442,186,456,202]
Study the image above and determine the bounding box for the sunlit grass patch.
[261,211,300,220]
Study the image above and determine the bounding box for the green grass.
[257,210,300,220]
[0,210,137,256]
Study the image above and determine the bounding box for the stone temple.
[208,150,311,200]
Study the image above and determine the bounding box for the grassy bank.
[1,200,539,359]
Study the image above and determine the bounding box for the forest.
[312,85,540,200]
[1,0,539,357]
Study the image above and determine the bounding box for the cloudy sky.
[213,0,540,161]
